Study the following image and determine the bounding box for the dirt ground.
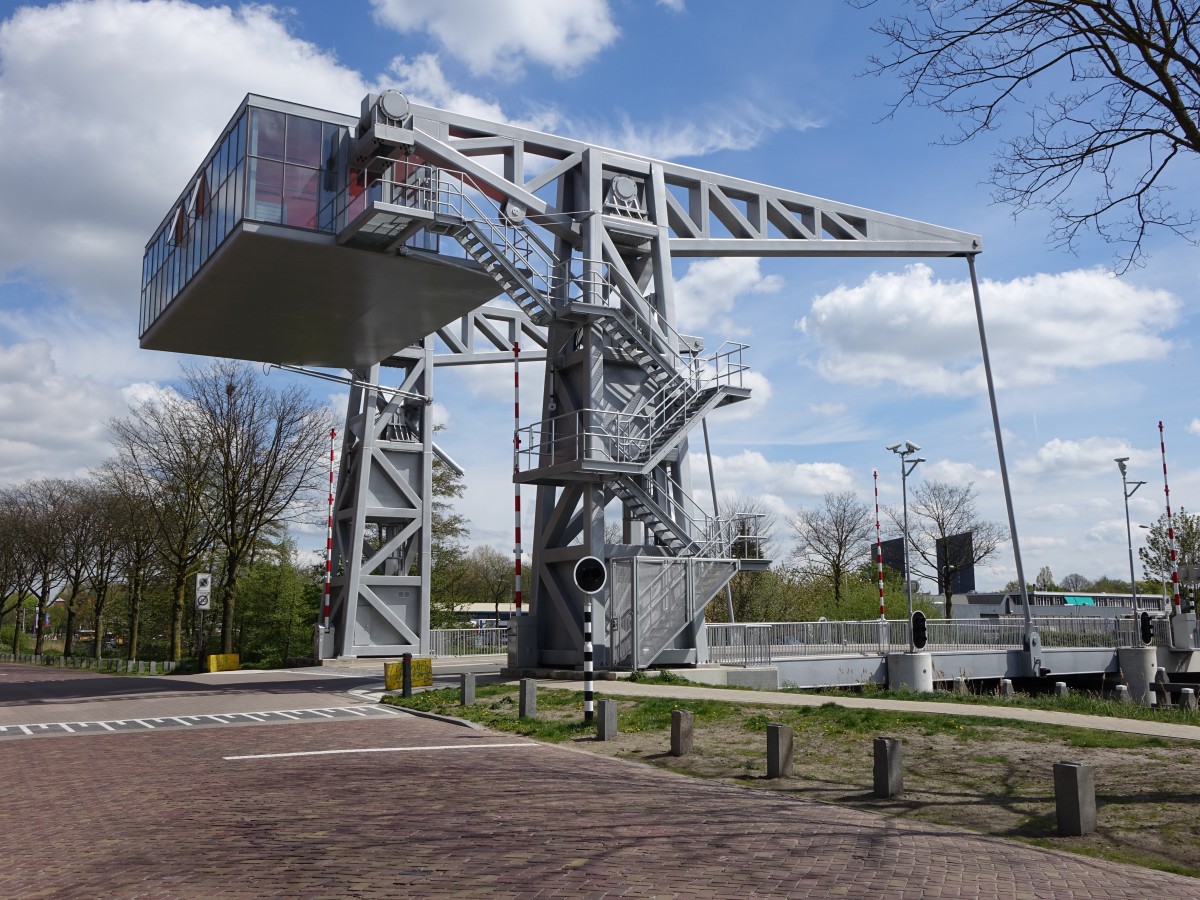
[554,694,1200,878]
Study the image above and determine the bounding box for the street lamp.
[1116,458,1146,611]
[888,440,925,650]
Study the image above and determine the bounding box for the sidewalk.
[542,677,1200,742]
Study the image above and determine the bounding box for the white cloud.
[808,402,846,417]
[706,450,858,503]
[919,459,995,487]
[674,258,783,332]
[0,0,368,315]
[0,340,129,482]
[580,103,822,161]
[1190,418,1200,436]
[1015,436,1144,478]
[369,0,618,79]
[658,0,686,9]
[797,265,1177,395]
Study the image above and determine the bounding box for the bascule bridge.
[139,91,985,670]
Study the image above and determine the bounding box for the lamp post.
[1116,458,1146,611]
[888,440,925,651]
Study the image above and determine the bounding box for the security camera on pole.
[885,441,933,691]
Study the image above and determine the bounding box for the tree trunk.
[127,568,142,661]
[93,588,107,661]
[63,606,76,657]
[10,605,21,654]
[170,576,186,661]
[34,571,51,655]
[220,550,242,655]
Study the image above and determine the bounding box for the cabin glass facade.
[140,102,349,337]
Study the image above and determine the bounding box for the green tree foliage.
[429,453,471,628]
[233,537,319,666]
[1140,508,1200,585]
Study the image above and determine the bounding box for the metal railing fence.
[427,627,508,657]
[704,614,1168,666]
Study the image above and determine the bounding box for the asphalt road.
[2,661,1198,898]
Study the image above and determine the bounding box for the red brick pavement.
[2,710,1198,898]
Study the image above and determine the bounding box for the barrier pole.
[322,427,336,631]
[513,341,523,616]
[874,468,884,619]
[1160,421,1183,615]
[583,596,594,721]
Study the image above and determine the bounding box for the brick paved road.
[2,662,1198,898]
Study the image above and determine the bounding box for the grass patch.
[384,682,1200,879]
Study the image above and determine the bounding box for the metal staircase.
[336,157,754,667]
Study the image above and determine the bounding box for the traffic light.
[1140,611,1154,645]
[573,556,607,595]
[911,610,928,650]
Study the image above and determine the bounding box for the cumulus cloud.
[0,0,367,314]
[0,340,128,482]
[1190,418,1200,436]
[706,450,858,503]
[674,258,783,332]
[797,265,1177,395]
[1015,436,1145,478]
[369,0,618,79]
[580,103,822,161]
[809,402,846,417]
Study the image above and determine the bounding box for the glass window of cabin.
[249,108,285,161]
[283,164,318,229]
[285,115,322,168]
[249,158,284,224]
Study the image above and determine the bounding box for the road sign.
[195,572,211,611]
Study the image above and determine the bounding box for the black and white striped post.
[574,556,608,724]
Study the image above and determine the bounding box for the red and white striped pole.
[1160,421,1183,616]
[874,469,885,619]
[322,427,336,631]
[513,341,523,616]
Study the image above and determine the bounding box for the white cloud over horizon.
[797,265,1178,395]
[369,0,619,79]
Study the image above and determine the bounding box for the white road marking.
[224,742,532,761]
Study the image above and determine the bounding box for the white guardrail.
[428,628,508,657]
[706,615,1165,666]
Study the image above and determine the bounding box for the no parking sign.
[195,573,211,611]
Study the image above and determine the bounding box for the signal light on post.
[911,610,928,650]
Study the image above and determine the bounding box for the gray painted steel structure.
[141,90,997,666]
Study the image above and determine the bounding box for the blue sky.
[0,0,1196,591]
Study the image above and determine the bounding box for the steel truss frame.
[328,92,988,666]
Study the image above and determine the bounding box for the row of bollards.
[496,679,1098,838]
[0,652,174,674]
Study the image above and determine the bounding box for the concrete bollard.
[766,723,793,779]
[1115,685,1131,703]
[1054,761,1097,836]
[596,698,618,740]
[1055,682,1068,698]
[460,672,476,706]
[873,737,903,798]
[671,709,694,757]
[1181,688,1198,712]
[952,676,968,695]
[518,678,537,718]
[1000,679,1014,698]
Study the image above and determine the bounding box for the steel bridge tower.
[139,90,992,670]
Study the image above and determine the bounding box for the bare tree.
[106,389,216,660]
[0,495,38,651]
[1059,572,1093,591]
[82,485,125,661]
[861,0,1200,270]
[6,480,67,654]
[183,361,331,654]
[791,491,874,607]
[53,480,98,657]
[889,479,1007,617]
